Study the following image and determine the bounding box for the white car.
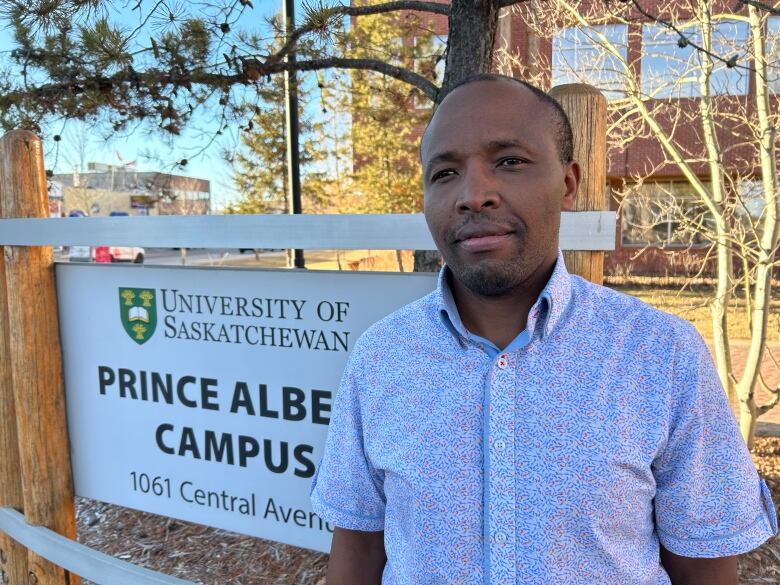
[109,246,145,263]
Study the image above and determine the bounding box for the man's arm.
[327,527,386,585]
[660,545,737,585]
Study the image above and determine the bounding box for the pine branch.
[243,56,439,100]
[0,55,440,111]
[326,0,449,16]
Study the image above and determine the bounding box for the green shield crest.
[119,287,157,345]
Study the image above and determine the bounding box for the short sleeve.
[653,326,778,557]
[310,346,386,531]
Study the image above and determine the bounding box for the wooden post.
[550,83,607,285]
[0,258,27,585]
[0,131,78,585]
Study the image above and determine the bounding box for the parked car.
[94,246,111,263]
[67,245,93,262]
[108,245,145,263]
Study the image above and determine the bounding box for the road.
[144,248,285,267]
[55,247,286,267]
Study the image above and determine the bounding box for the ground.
[75,437,780,583]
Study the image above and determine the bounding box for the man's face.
[421,80,579,297]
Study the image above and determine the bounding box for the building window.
[388,37,405,67]
[767,16,780,94]
[366,37,405,110]
[620,181,713,247]
[736,179,765,219]
[640,20,749,98]
[552,25,628,100]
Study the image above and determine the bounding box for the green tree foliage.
[0,0,452,144]
[343,12,434,214]
[229,6,444,216]
[227,62,329,215]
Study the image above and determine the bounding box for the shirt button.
[497,355,508,369]
[495,439,506,451]
[494,532,507,544]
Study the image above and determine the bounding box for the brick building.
[397,0,777,276]
[52,163,211,217]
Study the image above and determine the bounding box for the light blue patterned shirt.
[311,252,777,584]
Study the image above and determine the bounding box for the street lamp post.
[283,0,305,268]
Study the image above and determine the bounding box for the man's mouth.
[454,225,514,253]
[457,233,512,253]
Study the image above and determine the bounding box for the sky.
[0,0,322,212]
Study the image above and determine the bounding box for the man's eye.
[499,157,526,167]
[431,169,456,182]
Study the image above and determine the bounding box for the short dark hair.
[436,73,574,164]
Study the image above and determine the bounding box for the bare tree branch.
[627,0,753,74]
[738,0,780,16]
[273,1,450,63]
[758,390,780,416]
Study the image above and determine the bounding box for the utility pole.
[283,0,305,268]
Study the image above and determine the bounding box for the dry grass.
[612,284,780,342]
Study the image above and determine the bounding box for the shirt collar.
[435,249,572,346]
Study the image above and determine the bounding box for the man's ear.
[561,160,580,211]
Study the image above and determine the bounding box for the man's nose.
[456,164,500,212]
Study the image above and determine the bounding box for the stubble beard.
[445,228,538,298]
[450,255,532,298]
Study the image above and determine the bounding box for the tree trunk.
[441,0,502,98]
[696,0,735,408]
[414,249,442,272]
[395,249,405,272]
[414,0,502,272]
[738,5,780,449]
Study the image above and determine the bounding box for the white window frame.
[552,25,629,101]
[640,19,749,99]
[620,181,713,248]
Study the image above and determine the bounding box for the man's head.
[421,74,580,298]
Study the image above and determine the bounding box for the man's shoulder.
[354,290,439,351]
[569,275,699,342]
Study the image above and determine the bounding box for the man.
[310,75,777,584]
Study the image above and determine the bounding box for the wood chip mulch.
[76,437,780,584]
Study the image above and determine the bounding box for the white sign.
[56,264,437,552]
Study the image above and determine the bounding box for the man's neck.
[449,262,555,350]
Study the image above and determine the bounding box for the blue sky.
[0,0,321,211]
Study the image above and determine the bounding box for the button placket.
[486,353,517,583]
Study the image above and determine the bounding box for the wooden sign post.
[551,83,608,285]
[0,130,78,585]
[0,257,26,585]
